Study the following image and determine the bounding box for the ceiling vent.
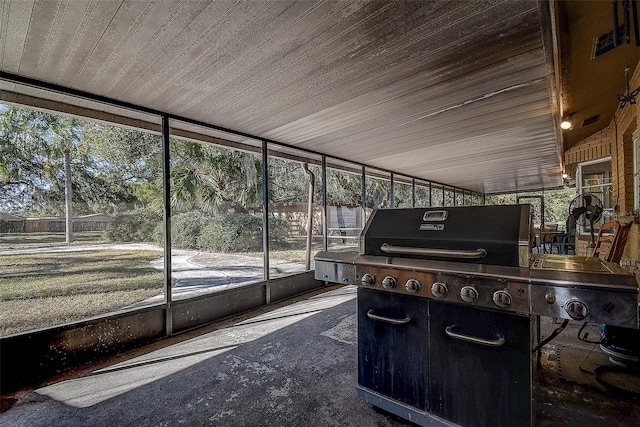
[582,115,600,127]
[593,26,624,58]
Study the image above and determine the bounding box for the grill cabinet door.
[429,300,532,427]
[357,288,429,410]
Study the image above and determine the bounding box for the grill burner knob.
[361,274,375,286]
[405,279,421,294]
[492,290,512,308]
[382,276,397,289]
[460,286,479,303]
[431,282,448,298]
[564,299,590,321]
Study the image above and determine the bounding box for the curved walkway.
[1,243,307,303]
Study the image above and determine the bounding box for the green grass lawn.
[0,249,164,336]
[0,231,107,249]
[0,232,357,336]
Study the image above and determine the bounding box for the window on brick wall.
[576,157,613,235]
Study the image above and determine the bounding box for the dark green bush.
[171,211,208,249]
[198,212,263,252]
[109,209,294,252]
[268,215,291,249]
[106,208,162,242]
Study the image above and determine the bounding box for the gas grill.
[314,205,639,427]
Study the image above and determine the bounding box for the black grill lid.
[360,205,531,267]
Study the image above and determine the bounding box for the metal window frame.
[1,72,487,336]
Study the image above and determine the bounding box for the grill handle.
[445,325,506,347]
[366,309,411,325]
[380,243,487,259]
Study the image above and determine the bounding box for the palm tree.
[169,139,262,214]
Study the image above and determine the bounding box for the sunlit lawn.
[0,250,164,336]
[0,232,359,336]
[0,231,107,249]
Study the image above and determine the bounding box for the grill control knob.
[382,276,397,289]
[564,299,590,321]
[460,286,479,303]
[492,290,512,308]
[361,274,375,286]
[405,279,421,294]
[431,282,448,298]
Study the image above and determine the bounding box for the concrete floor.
[2,285,639,426]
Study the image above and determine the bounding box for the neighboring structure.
[1,213,112,233]
[0,212,25,233]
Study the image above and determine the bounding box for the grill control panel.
[314,253,639,328]
[355,265,530,314]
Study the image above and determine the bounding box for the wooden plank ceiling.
[0,0,563,195]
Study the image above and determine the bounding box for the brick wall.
[610,68,639,264]
[564,127,611,175]
[565,64,640,264]
[622,222,640,261]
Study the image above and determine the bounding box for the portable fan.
[568,194,604,247]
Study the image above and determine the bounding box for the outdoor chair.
[540,223,559,253]
[592,220,632,263]
[551,216,576,255]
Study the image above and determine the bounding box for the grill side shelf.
[314,254,357,285]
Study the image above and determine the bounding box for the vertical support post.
[390,173,395,208]
[361,166,367,223]
[613,0,620,47]
[262,141,270,304]
[63,148,74,244]
[303,163,315,271]
[321,156,328,251]
[161,115,172,337]
[412,178,416,208]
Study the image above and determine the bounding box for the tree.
[81,123,163,212]
[169,139,262,213]
[326,167,362,207]
[486,187,577,224]
[0,106,84,242]
[1,105,268,225]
